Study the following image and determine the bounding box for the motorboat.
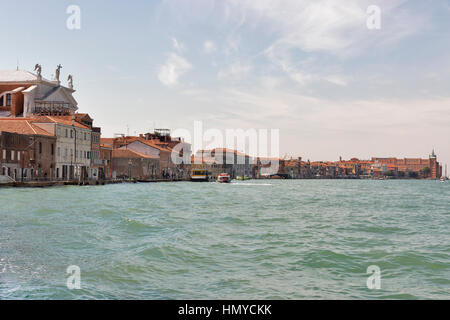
[217,173,231,183]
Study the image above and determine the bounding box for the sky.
[1,0,449,168]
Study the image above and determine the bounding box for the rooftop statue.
[67,74,73,89]
[55,64,62,82]
[34,64,42,79]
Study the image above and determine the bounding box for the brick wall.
[112,156,160,180]
[0,132,56,179]
[0,84,32,116]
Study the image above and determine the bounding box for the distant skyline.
[1,0,449,167]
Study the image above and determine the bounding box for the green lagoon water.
[0,180,449,299]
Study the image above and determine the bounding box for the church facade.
[0,65,77,118]
[0,65,98,182]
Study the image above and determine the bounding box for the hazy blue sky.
[1,0,449,167]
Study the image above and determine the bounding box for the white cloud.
[221,0,422,87]
[226,0,415,54]
[172,37,185,52]
[324,75,349,87]
[218,61,252,80]
[203,41,216,54]
[158,53,192,86]
[260,76,283,90]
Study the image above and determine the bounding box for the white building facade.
[33,117,92,180]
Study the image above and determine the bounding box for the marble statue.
[34,64,42,78]
[68,75,73,89]
[55,64,62,82]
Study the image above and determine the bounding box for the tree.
[409,171,418,178]
[384,170,395,177]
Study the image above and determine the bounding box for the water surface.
[0,180,449,299]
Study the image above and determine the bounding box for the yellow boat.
[191,169,210,182]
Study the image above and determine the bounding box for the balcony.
[34,101,74,116]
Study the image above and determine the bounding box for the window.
[65,129,68,138]
[84,133,87,140]
[2,150,5,159]
[6,94,11,106]
[39,142,42,154]
[70,130,73,138]
[57,147,60,156]
[18,152,20,161]
[11,151,15,161]
[65,148,68,157]
[51,144,54,155]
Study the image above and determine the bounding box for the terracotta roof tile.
[0,118,53,136]
[31,115,90,129]
[112,149,159,159]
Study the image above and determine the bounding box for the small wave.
[231,183,272,186]
[123,218,159,231]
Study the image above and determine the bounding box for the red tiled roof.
[116,137,172,152]
[191,156,217,164]
[31,115,90,129]
[112,149,159,159]
[100,144,112,150]
[212,148,249,157]
[137,138,172,152]
[100,138,114,147]
[0,118,53,136]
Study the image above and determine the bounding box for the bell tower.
[429,149,438,179]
